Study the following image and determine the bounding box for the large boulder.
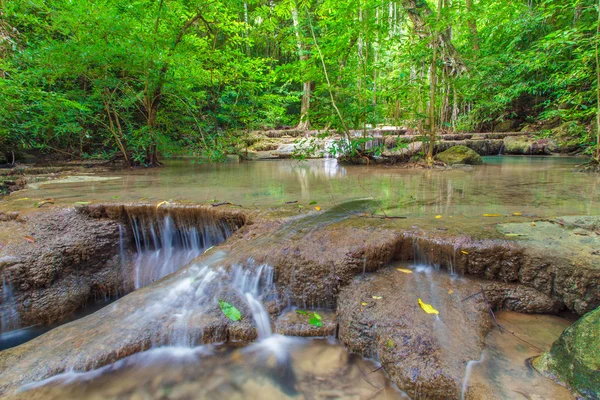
[503,135,557,155]
[435,145,483,165]
[493,119,519,132]
[532,307,600,399]
[504,135,533,154]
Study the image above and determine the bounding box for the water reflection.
[5,157,599,218]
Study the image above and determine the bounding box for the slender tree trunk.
[244,2,250,56]
[427,0,443,164]
[308,14,349,139]
[465,0,479,53]
[596,0,600,162]
[293,5,311,130]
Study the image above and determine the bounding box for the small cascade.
[127,214,234,289]
[498,143,505,155]
[163,260,277,347]
[1,274,20,333]
[232,264,275,340]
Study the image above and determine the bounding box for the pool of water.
[4,156,599,218]
[10,312,575,400]
[14,337,405,400]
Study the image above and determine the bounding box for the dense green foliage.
[0,0,598,165]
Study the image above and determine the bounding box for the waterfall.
[1,274,20,333]
[232,264,275,340]
[128,215,233,289]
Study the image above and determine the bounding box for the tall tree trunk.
[465,0,479,53]
[596,0,600,162]
[427,0,443,164]
[141,2,209,166]
[292,5,311,130]
[244,2,250,56]
[308,13,349,140]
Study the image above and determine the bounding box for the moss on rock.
[435,145,483,165]
[532,307,600,399]
[504,135,533,154]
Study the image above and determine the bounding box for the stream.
[0,156,598,399]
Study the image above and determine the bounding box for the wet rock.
[480,281,562,314]
[337,267,493,399]
[497,216,600,315]
[0,208,123,330]
[435,146,483,165]
[532,307,600,399]
[275,309,336,337]
[0,204,247,331]
[0,254,264,396]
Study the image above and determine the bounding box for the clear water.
[15,339,404,400]
[0,157,592,399]
[5,156,599,218]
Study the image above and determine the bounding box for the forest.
[1,0,599,166]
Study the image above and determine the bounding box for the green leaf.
[296,309,310,316]
[309,315,323,327]
[219,300,242,321]
[309,201,317,205]
[312,311,322,321]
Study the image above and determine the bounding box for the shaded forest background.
[0,0,598,165]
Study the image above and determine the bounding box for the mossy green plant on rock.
[434,145,483,165]
[532,307,600,399]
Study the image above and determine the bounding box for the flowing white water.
[232,263,275,340]
[461,352,486,400]
[128,215,233,289]
[1,274,20,333]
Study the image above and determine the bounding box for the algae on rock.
[532,307,600,399]
[435,145,483,165]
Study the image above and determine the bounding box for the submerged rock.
[532,307,600,399]
[337,267,493,399]
[435,146,483,165]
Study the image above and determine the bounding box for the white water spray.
[1,274,20,333]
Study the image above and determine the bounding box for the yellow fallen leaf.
[531,222,536,227]
[435,215,443,219]
[372,296,383,300]
[396,268,413,274]
[315,206,321,211]
[513,212,523,216]
[461,250,469,255]
[448,289,454,295]
[15,198,29,201]
[361,302,368,306]
[483,214,501,217]
[156,201,169,209]
[418,298,439,315]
